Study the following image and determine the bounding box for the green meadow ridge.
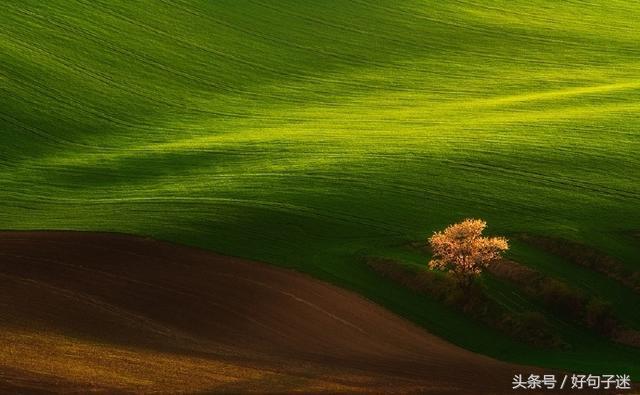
[1,0,639,375]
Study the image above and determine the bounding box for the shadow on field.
[0,231,567,394]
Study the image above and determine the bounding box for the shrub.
[490,260,628,341]
[584,299,617,336]
[519,235,640,293]
[364,256,562,348]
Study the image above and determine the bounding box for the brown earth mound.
[0,232,560,394]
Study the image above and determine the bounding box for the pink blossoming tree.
[428,219,508,288]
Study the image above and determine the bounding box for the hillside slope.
[1,0,639,374]
[0,231,539,394]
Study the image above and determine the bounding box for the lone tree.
[428,219,508,288]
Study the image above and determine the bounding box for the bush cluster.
[490,260,630,341]
[520,235,640,293]
[365,257,563,348]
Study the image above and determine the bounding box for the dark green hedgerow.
[519,235,640,293]
[364,257,564,349]
[489,260,640,347]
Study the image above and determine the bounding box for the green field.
[1,0,639,375]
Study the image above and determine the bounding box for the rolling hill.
[0,231,537,394]
[1,0,639,382]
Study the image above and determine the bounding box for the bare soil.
[0,232,579,394]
